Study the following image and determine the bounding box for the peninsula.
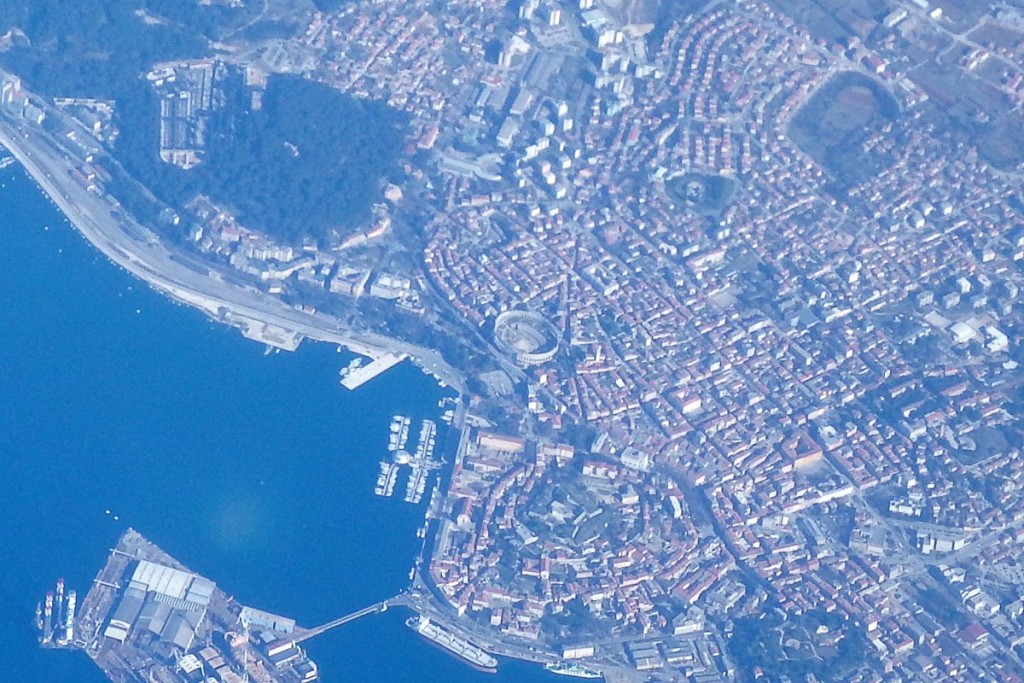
[12,0,1024,680]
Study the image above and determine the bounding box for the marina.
[374,461,399,497]
[404,418,438,504]
[390,414,412,452]
[375,414,410,499]
[374,415,442,505]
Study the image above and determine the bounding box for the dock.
[46,528,532,679]
[404,419,440,504]
[375,416,442,504]
[340,352,406,389]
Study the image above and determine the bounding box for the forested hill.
[118,74,408,247]
[203,75,408,246]
[0,0,260,98]
[0,1,408,246]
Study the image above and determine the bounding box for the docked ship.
[544,662,603,679]
[35,578,76,647]
[406,616,498,673]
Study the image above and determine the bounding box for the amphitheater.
[493,309,560,367]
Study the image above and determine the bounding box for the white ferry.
[544,662,603,679]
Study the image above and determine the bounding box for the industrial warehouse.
[102,559,215,650]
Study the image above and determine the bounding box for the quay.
[43,529,441,682]
[53,529,326,682]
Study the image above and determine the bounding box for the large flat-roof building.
[102,560,216,650]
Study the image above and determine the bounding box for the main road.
[0,100,465,395]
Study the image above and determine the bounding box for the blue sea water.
[0,167,559,683]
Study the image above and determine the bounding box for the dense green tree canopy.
[0,1,407,245]
[116,74,407,246]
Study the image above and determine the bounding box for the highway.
[0,93,465,396]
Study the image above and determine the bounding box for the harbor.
[42,529,327,683]
[3,131,562,682]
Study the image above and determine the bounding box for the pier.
[340,352,406,389]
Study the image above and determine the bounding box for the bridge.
[292,597,398,643]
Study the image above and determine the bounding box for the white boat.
[405,465,428,504]
[384,466,398,497]
[339,358,365,380]
[374,462,390,496]
[544,662,603,679]
[397,417,411,451]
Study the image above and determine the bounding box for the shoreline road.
[0,112,465,394]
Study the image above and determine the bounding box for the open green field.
[788,71,900,189]
[911,55,1024,170]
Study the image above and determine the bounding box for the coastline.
[0,91,463,396]
[0,166,494,683]
[0,74,571,679]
